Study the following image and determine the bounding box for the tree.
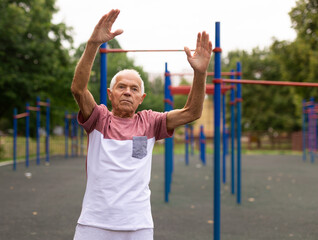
[0,0,76,132]
[270,0,318,119]
[222,48,298,134]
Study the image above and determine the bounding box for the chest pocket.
[132,136,148,159]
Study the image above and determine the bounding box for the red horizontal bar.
[27,106,40,111]
[14,112,29,119]
[165,72,238,77]
[100,48,195,53]
[222,79,318,87]
[37,101,50,107]
[169,84,233,95]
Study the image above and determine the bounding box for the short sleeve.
[77,104,108,134]
[150,111,174,140]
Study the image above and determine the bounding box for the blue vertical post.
[81,126,84,157]
[46,99,50,163]
[13,108,17,171]
[200,125,206,165]
[222,84,226,184]
[164,62,174,203]
[309,97,315,163]
[213,21,222,240]
[71,114,75,157]
[302,100,306,161]
[190,125,194,156]
[74,116,79,156]
[36,96,40,165]
[230,70,235,195]
[65,112,69,158]
[185,124,189,165]
[26,102,30,168]
[236,62,242,204]
[100,43,107,106]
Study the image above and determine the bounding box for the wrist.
[194,70,207,78]
[87,40,102,48]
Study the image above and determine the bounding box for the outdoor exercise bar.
[165,72,239,76]
[222,79,318,87]
[213,21,222,240]
[230,70,236,195]
[13,98,50,170]
[100,48,195,53]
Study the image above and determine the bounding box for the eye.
[133,87,138,92]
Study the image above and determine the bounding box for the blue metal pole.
[164,62,174,203]
[302,100,306,161]
[236,62,242,205]
[71,114,75,157]
[26,102,30,168]
[185,124,189,165]
[36,96,40,165]
[213,21,222,240]
[190,125,194,156]
[75,115,79,157]
[81,126,84,157]
[13,108,17,171]
[100,42,107,105]
[230,70,235,195]
[222,85,226,184]
[310,97,315,163]
[65,111,69,158]
[200,125,206,165]
[46,98,50,163]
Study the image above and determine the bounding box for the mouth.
[120,99,132,104]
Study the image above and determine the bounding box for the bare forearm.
[184,71,207,118]
[166,71,206,131]
[71,41,100,93]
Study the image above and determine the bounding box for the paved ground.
[0,154,317,240]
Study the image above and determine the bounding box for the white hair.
[109,69,145,94]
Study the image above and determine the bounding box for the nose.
[123,88,132,96]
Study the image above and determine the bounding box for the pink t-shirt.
[77,104,173,231]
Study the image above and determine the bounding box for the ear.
[139,93,146,105]
[107,88,112,101]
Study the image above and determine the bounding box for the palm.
[185,32,212,74]
[90,9,123,44]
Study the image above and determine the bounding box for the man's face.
[107,72,146,118]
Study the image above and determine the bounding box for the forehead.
[115,72,142,87]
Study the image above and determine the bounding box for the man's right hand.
[89,9,123,45]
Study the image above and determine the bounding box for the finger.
[196,32,201,50]
[108,9,120,24]
[201,31,208,49]
[112,29,124,37]
[184,46,192,58]
[97,13,108,26]
[208,41,213,53]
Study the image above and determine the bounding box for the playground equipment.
[97,21,318,240]
[199,125,206,165]
[13,97,50,170]
[302,98,316,163]
[64,112,84,158]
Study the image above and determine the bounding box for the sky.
[53,0,298,75]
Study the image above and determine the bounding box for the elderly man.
[71,9,212,240]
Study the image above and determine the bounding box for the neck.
[112,110,135,119]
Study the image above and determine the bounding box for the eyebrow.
[117,83,140,89]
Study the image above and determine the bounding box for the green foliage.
[0,0,76,134]
[223,48,299,133]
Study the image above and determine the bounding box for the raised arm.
[166,31,212,131]
[71,9,123,121]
